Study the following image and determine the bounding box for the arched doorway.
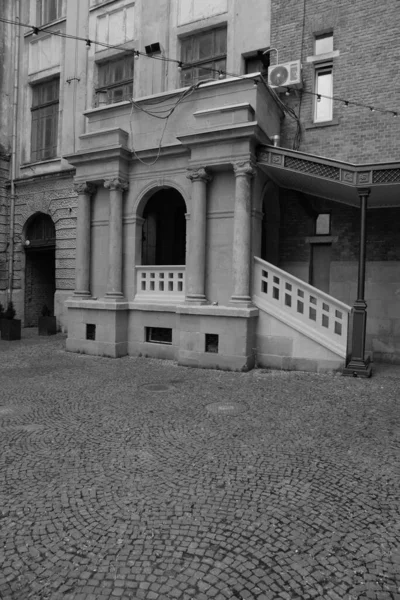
[141,188,186,265]
[24,213,56,326]
[261,183,280,265]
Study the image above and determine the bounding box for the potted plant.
[38,304,57,336]
[1,301,21,341]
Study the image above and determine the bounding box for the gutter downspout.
[7,0,21,303]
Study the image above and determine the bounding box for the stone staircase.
[253,257,352,373]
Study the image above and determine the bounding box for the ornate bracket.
[186,168,213,184]
[233,160,256,178]
[104,177,129,192]
[74,182,97,196]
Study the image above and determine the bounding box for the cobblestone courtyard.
[1,332,400,600]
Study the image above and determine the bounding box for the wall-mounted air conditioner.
[268,60,302,92]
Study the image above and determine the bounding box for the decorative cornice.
[186,168,213,184]
[74,182,97,196]
[104,177,129,192]
[233,160,256,178]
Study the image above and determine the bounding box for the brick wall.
[279,190,400,266]
[270,0,400,163]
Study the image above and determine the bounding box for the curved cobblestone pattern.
[1,333,400,600]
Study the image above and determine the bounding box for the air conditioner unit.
[268,60,302,92]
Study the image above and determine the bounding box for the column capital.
[233,160,256,178]
[74,181,97,196]
[186,167,212,183]
[356,187,371,199]
[104,177,129,192]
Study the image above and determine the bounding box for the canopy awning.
[257,145,400,208]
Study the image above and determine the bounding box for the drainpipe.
[7,0,21,304]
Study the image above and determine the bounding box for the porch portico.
[258,145,400,375]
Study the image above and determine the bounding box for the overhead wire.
[0,14,399,161]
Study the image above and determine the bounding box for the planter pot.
[1,319,21,341]
[38,316,57,336]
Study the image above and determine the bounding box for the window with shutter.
[180,27,227,87]
[95,55,134,106]
[31,78,59,162]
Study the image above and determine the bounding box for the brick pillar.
[73,182,97,297]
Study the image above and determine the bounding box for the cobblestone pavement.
[1,331,400,600]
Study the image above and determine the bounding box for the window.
[95,56,134,105]
[315,213,331,235]
[36,0,63,25]
[315,33,333,55]
[244,50,270,75]
[146,327,173,345]
[31,78,59,162]
[180,27,227,87]
[313,33,334,123]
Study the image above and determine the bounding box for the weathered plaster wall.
[13,174,76,328]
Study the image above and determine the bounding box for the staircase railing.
[253,257,351,357]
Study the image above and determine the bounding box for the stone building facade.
[1,0,400,374]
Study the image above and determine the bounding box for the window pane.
[45,0,56,23]
[315,70,332,122]
[198,31,213,60]
[316,214,331,235]
[197,65,213,81]
[315,33,333,55]
[181,38,193,63]
[215,28,227,55]
[36,0,42,25]
[180,68,193,86]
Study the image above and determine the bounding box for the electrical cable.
[1,17,398,126]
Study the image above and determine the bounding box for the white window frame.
[313,63,333,123]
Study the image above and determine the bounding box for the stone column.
[73,182,97,297]
[104,177,129,298]
[186,168,212,304]
[344,188,372,377]
[230,161,256,304]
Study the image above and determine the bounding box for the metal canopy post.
[343,187,372,378]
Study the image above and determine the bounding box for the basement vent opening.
[205,333,219,353]
[146,327,172,345]
[86,324,96,340]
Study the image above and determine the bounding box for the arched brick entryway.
[24,213,55,326]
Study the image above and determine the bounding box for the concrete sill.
[21,158,61,169]
[24,17,66,37]
[305,118,340,130]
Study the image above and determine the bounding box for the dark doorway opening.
[142,189,186,265]
[24,213,56,327]
[261,186,280,265]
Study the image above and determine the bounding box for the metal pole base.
[343,356,372,378]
